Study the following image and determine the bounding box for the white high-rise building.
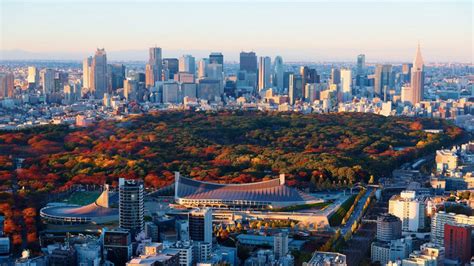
[197,59,209,79]
[430,211,474,246]
[340,69,352,102]
[388,191,425,232]
[273,56,284,92]
[179,55,196,74]
[27,66,39,85]
[258,56,271,92]
[82,57,92,89]
[274,232,288,259]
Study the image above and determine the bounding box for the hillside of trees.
[0,111,464,250]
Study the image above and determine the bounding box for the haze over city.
[1,0,472,62]
[0,1,473,266]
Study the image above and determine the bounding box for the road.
[340,187,374,236]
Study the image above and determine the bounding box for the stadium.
[40,185,119,225]
[174,172,323,210]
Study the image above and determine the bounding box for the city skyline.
[1,0,472,62]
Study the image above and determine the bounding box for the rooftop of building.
[40,189,118,219]
[175,173,320,203]
[306,251,346,265]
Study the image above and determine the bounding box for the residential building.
[388,191,426,232]
[119,178,144,237]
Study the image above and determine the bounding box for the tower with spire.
[410,43,425,104]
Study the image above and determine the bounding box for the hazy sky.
[1,0,472,62]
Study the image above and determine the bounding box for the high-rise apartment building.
[388,191,425,232]
[376,214,402,242]
[431,211,474,246]
[119,178,144,237]
[258,56,271,91]
[91,48,108,99]
[410,44,424,104]
[274,232,289,259]
[188,208,212,244]
[444,224,472,264]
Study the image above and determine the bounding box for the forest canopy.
[0,111,464,192]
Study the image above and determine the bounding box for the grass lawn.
[328,194,357,226]
[62,191,101,206]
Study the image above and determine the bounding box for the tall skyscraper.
[330,68,340,85]
[288,74,302,105]
[108,64,125,91]
[410,44,424,104]
[91,48,108,99]
[163,58,179,80]
[0,73,14,99]
[240,51,257,73]
[356,54,365,75]
[258,56,271,91]
[146,47,163,87]
[340,69,352,102]
[198,58,209,79]
[82,56,92,89]
[40,68,55,95]
[179,55,196,74]
[300,66,309,98]
[119,178,144,237]
[401,63,413,83]
[209,52,223,67]
[273,56,284,92]
[189,208,212,244]
[374,64,392,100]
[27,66,39,86]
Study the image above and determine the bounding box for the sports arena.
[40,185,119,225]
[174,173,323,210]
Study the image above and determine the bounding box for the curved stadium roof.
[176,176,318,203]
[41,192,118,220]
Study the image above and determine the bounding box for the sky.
[1,0,472,62]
